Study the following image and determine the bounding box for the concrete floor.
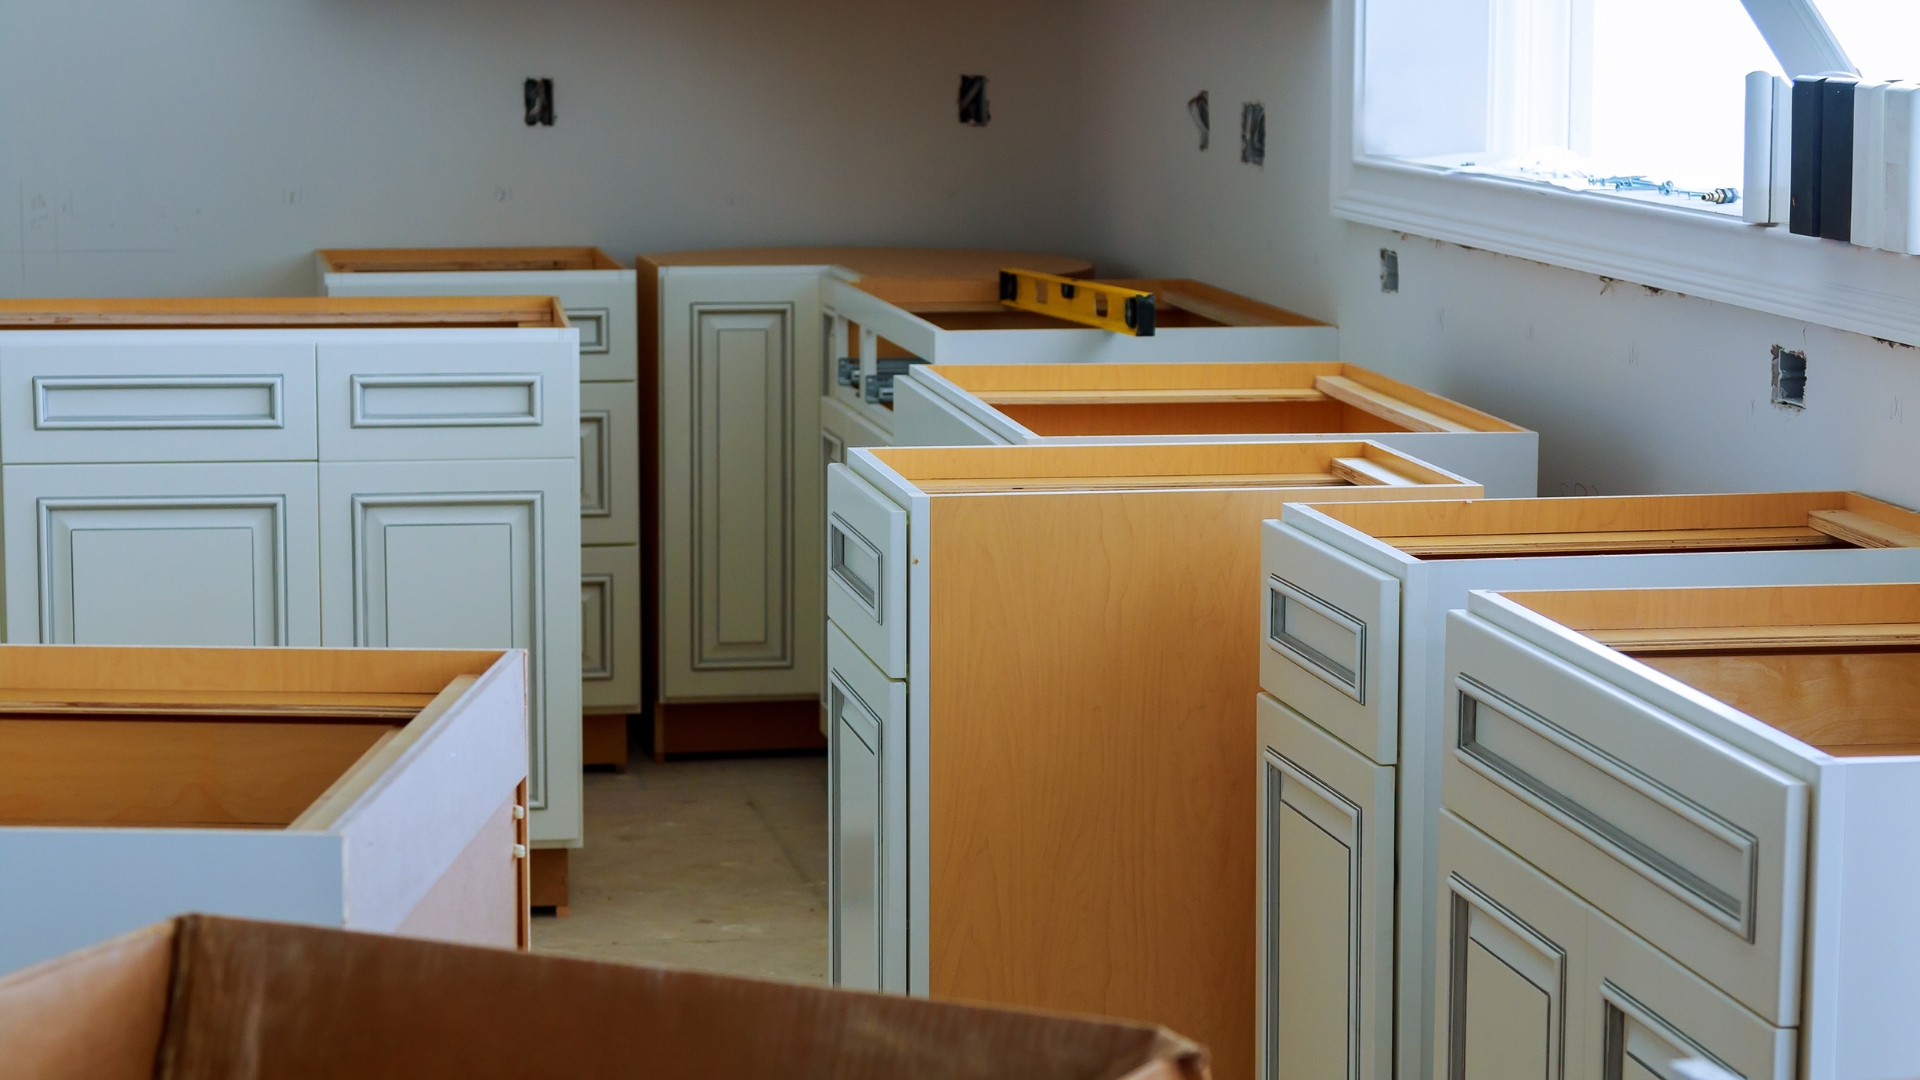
[531,746,830,985]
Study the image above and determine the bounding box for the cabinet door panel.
[3,462,321,646]
[580,381,639,546]
[1258,694,1394,1080]
[321,459,580,845]
[582,544,641,712]
[1437,811,1588,1080]
[658,270,822,702]
[826,621,907,992]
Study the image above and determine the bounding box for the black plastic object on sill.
[1790,75,1855,240]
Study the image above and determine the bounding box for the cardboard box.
[0,915,1210,1080]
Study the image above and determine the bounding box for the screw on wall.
[1240,102,1265,165]
[524,78,554,126]
[1379,249,1399,293]
[1188,91,1210,150]
[1771,345,1806,409]
[958,75,990,126]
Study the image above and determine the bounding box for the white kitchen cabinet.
[1257,694,1394,1080]
[826,620,907,994]
[827,439,1477,1080]
[0,298,582,870]
[581,542,641,712]
[1259,491,1920,1080]
[893,361,1538,498]
[320,249,644,724]
[0,644,530,977]
[642,250,1092,757]
[1444,581,1920,1080]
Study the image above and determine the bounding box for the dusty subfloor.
[530,739,829,985]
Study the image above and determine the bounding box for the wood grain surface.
[0,296,569,329]
[922,473,1475,1080]
[319,247,623,273]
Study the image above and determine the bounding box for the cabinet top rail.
[0,296,569,329]
[319,247,625,273]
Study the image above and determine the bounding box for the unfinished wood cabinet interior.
[1258,491,1920,1080]
[318,247,641,765]
[643,249,1094,759]
[1441,580,1920,1080]
[826,439,1479,1080]
[893,361,1537,497]
[0,644,530,977]
[0,298,582,901]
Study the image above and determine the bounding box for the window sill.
[1332,155,1920,346]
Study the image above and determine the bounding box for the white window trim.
[1331,0,1920,347]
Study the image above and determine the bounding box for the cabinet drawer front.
[1,342,319,463]
[826,464,908,679]
[1444,613,1807,1025]
[581,543,641,711]
[1261,523,1401,765]
[319,341,577,460]
[579,382,639,545]
[826,621,908,993]
[1257,694,1395,1080]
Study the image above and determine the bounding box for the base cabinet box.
[1440,581,1920,1080]
[1255,492,1920,1080]
[826,439,1479,1080]
[893,362,1538,498]
[0,298,582,854]
[0,644,531,977]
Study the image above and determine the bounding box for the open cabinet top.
[925,361,1526,436]
[0,645,513,831]
[864,440,1480,496]
[0,296,570,330]
[861,277,1326,329]
[318,247,626,273]
[1295,490,1920,557]
[641,248,1095,305]
[1496,582,1920,758]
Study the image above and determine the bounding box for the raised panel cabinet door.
[826,621,908,993]
[319,459,582,847]
[0,338,319,464]
[1258,694,1396,1080]
[579,381,640,546]
[581,544,642,712]
[659,269,823,701]
[1436,811,1589,1080]
[317,337,579,462]
[1,462,321,646]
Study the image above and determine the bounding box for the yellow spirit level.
[998,269,1156,336]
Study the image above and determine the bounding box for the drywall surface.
[1076,0,1920,505]
[0,0,1085,297]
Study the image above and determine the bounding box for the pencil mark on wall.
[1188,91,1210,150]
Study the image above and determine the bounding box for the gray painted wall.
[0,0,1085,296]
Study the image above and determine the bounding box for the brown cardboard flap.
[146,916,1207,1080]
[0,923,176,1080]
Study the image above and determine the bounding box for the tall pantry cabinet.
[640,249,1093,757]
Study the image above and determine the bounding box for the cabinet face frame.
[1266,503,1920,1080]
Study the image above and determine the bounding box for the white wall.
[0,0,1085,297]
[1077,0,1920,503]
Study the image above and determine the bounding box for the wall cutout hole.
[1771,345,1806,409]
[1240,102,1266,166]
[958,75,990,126]
[524,78,554,126]
[1380,249,1400,293]
[1188,91,1210,150]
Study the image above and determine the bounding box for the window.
[1334,0,1920,344]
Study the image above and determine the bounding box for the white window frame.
[1331,0,1920,346]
